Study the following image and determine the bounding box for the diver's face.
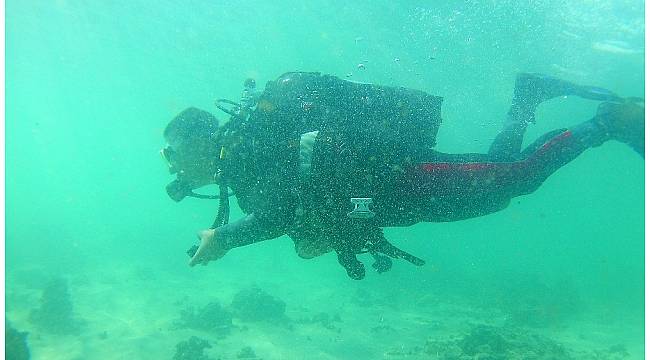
[162,136,217,189]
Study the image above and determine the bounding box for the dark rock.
[6,321,30,360]
[425,325,573,360]
[29,278,83,334]
[173,301,233,335]
[608,343,629,356]
[236,346,257,359]
[173,336,213,360]
[459,325,508,356]
[231,286,286,323]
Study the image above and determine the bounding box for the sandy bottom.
[6,259,644,360]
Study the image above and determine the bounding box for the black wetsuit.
[216,72,610,278]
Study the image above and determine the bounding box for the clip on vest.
[347,198,375,219]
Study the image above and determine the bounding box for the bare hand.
[189,229,228,267]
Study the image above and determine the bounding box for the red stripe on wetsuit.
[412,130,575,195]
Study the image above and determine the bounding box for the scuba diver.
[161,72,644,280]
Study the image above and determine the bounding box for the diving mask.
[160,146,179,174]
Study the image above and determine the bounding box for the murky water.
[6,1,644,359]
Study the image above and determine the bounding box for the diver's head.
[243,78,256,89]
[162,107,221,201]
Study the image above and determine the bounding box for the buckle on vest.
[347,198,375,219]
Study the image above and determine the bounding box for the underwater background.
[6,1,644,359]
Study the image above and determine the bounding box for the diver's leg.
[488,73,622,161]
[419,101,643,222]
[498,101,643,196]
[592,101,645,156]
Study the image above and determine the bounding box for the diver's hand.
[372,238,425,267]
[189,229,228,267]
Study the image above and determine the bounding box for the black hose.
[187,185,231,258]
[215,99,242,118]
[211,185,231,228]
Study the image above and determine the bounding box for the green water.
[6,1,644,359]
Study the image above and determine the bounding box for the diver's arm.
[188,213,290,267]
[217,212,289,249]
